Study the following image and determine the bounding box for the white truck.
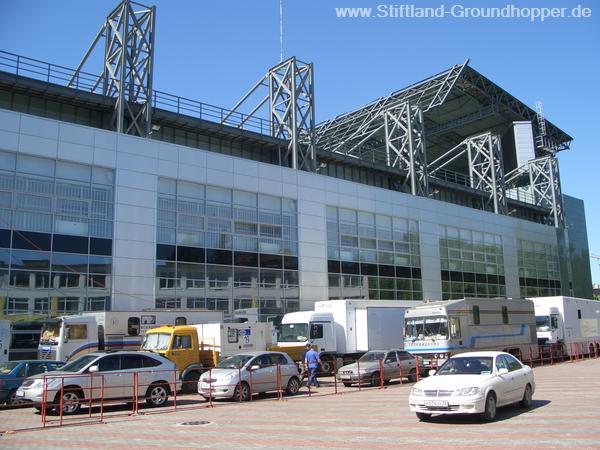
[140,322,273,392]
[404,297,539,367]
[0,320,10,364]
[37,310,223,362]
[532,296,600,356]
[273,300,419,372]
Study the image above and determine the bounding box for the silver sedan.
[336,349,423,387]
[198,351,301,401]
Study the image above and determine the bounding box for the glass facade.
[439,225,506,300]
[518,239,561,297]
[0,151,113,318]
[156,178,299,320]
[326,206,422,300]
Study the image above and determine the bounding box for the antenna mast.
[279,0,284,61]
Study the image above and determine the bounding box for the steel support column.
[222,57,316,171]
[466,133,506,214]
[529,155,564,227]
[383,102,428,196]
[68,0,155,137]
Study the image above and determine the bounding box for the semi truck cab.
[535,307,563,344]
[277,311,336,353]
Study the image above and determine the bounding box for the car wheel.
[182,371,200,394]
[519,384,533,409]
[7,389,23,406]
[343,382,352,387]
[286,377,300,395]
[233,382,250,402]
[481,393,497,422]
[54,389,83,415]
[408,368,417,382]
[370,372,380,387]
[145,383,170,408]
[416,412,431,421]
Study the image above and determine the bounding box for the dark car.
[0,360,64,405]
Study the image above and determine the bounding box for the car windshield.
[0,362,19,374]
[359,351,387,362]
[216,354,254,369]
[436,357,493,375]
[535,315,551,332]
[141,333,171,350]
[278,323,308,343]
[60,354,99,373]
[405,316,448,341]
[40,321,61,345]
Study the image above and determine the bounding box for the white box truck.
[532,296,600,356]
[37,310,223,362]
[0,320,10,364]
[404,297,539,367]
[273,300,419,372]
[141,322,273,392]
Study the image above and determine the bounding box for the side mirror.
[88,365,99,374]
[498,368,509,375]
[428,369,437,376]
[249,365,260,371]
[63,328,70,343]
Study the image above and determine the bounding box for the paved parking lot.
[1,358,599,449]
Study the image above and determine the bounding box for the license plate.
[16,390,25,397]
[424,399,448,407]
[340,375,350,380]
[41,346,51,352]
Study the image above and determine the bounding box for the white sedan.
[408,351,535,422]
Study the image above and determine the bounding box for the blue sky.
[1,0,599,280]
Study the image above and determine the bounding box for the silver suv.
[17,351,178,414]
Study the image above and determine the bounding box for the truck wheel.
[481,393,497,422]
[416,412,431,421]
[182,371,200,394]
[286,377,300,395]
[233,382,250,402]
[145,383,170,408]
[343,382,352,387]
[370,372,380,387]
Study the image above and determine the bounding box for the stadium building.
[0,0,591,330]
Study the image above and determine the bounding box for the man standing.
[304,342,321,388]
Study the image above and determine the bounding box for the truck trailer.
[404,297,539,367]
[532,296,600,356]
[273,300,419,372]
[141,322,273,392]
[37,310,223,361]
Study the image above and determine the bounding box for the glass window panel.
[51,252,88,272]
[56,161,90,182]
[206,186,231,204]
[258,194,280,211]
[16,155,54,177]
[233,190,256,207]
[11,249,50,270]
[178,181,204,199]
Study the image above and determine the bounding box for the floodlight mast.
[68,0,156,137]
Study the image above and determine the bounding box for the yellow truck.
[141,322,273,393]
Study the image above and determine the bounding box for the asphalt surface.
[1,357,599,449]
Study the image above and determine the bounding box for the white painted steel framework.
[222,57,316,171]
[68,0,156,137]
[529,155,564,227]
[429,132,506,214]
